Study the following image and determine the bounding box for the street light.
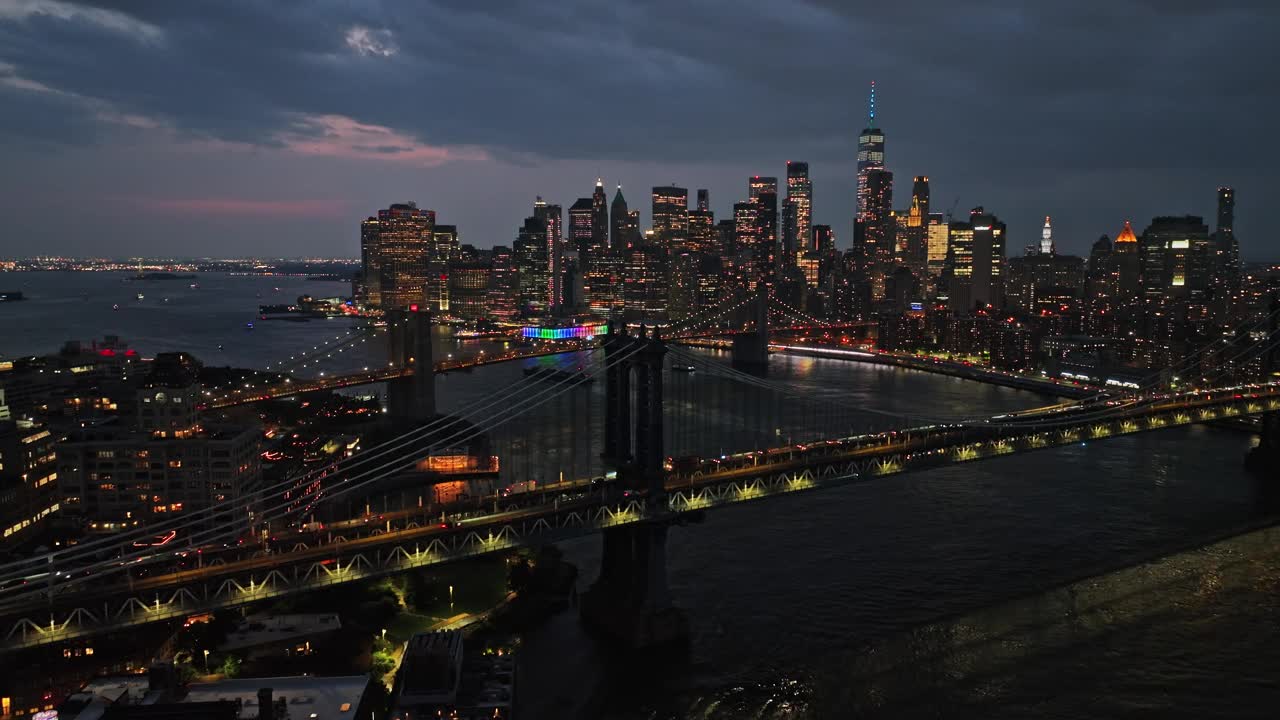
[202,649,210,673]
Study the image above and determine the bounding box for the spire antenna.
[869,80,876,126]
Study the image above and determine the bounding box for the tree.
[370,649,396,677]
[219,655,242,678]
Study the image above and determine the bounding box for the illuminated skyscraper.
[513,197,563,313]
[623,244,668,322]
[1040,216,1054,255]
[1113,220,1141,300]
[856,82,885,221]
[361,202,435,310]
[734,200,761,287]
[591,178,609,256]
[487,245,519,320]
[651,186,689,246]
[688,206,717,254]
[535,198,563,310]
[749,176,779,280]
[926,213,949,278]
[863,168,894,297]
[1140,215,1211,303]
[359,217,380,306]
[568,197,593,256]
[946,206,1005,313]
[1211,187,1240,309]
[431,224,459,261]
[447,260,490,320]
[899,176,929,275]
[911,175,930,217]
[697,188,710,212]
[812,224,834,254]
[609,185,629,249]
[783,162,812,265]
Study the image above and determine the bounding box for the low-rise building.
[57,354,261,537]
[0,389,60,548]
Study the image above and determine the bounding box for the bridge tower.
[582,322,689,649]
[386,306,436,424]
[1248,290,1280,476]
[731,284,770,374]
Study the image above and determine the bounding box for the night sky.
[2,1,1277,259]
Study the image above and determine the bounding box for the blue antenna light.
[869,80,876,126]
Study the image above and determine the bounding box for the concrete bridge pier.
[581,323,689,650]
[1247,412,1280,477]
[386,305,436,425]
[731,285,770,375]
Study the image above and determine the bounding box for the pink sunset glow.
[131,197,346,217]
[280,114,487,166]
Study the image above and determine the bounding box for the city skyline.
[1,1,1276,259]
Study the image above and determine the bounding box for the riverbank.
[771,343,1097,398]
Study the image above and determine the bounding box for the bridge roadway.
[205,340,593,408]
[3,381,1276,651]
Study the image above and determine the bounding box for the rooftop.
[184,675,370,720]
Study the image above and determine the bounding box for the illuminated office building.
[856,82,885,220]
[697,188,710,212]
[926,213,949,278]
[431,224,460,261]
[899,176,929,275]
[360,202,435,310]
[1113,220,1141,300]
[688,207,717,254]
[447,261,491,320]
[1040,216,1054,255]
[0,414,58,547]
[946,207,1006,313]
[487,245,519,320]
[57,355,260,535]
[568,198,594,256]
[585,248,625,317]
[651,186,689,246]
[749,176,779,280]
[812,224,834,254]
[863,168,894,297]
[783,162,812,265]
[514,212,551,312]
[609,185,630,250]
[1140,215,1211,303]
[667,251,700,321]
[623,244,668,322]
[1211,187,1240,310]
[591,178,609,257]
[734,201,762,288]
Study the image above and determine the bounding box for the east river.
[3,271,1278,718]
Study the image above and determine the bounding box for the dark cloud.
[0,0,1278,257]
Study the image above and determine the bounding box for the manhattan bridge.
[2,288,1279,652]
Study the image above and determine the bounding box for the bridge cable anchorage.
[0,343,650,589]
